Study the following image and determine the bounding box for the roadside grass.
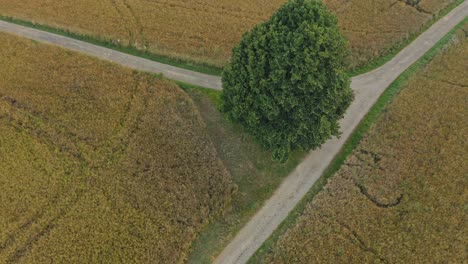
[0,1,463,263]
[0,0,286,69]
[248,16,467,264]
[348,0,464,76]
[177,82,222,109]
[179,85,305,263]
[0,0,462,77]
[0,15,223,76]
[174,3,466,261]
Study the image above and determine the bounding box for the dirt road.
[0,2,466,263]
[0,20,222,90]
[213,2,468,263]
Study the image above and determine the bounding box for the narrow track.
[0,2,466,263]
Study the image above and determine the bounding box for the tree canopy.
[221,0,353,162]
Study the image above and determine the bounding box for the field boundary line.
[0,0,463,87]
[249,14,468,264]
[0,15,223,76]
[0,2,466,263]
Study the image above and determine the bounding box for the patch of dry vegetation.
[0,0,284,67]
[326,0,456,69]
[0,0,456,68]
[0,32,233,263]
[263,27,467,263]
[184,89,304,263]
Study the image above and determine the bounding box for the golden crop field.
[0,0,455,68]
[262,27,467,263]
[0,32,234,263]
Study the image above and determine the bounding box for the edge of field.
[248,16,468,264]
[0,14,223,76]
[0,0,463,79]
[347,0,465,76]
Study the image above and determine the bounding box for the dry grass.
[0,0,284,67]
[184,88,304,263]
[326,0,457,69]
[0,0,455,68]
[262,27,467,263]
[0,32,234,263]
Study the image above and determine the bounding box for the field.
[0,2,464,263]
[258,26,467,263]
[0,32,234,263]
[0,0,457,69]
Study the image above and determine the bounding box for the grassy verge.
[1,0,462,79]
[0,15,223,76]
[0,31,233,262]
[177,84,305,264]
[348,0,464,76]
[248,16,467,264]
[177,81,222,109]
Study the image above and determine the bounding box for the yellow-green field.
[0,32,234,263]
[260,27,467,263]
[0,0,456,68]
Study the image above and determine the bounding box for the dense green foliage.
[257,24,468,264]
[221,0,353,161]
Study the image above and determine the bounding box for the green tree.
[221,0,353,162]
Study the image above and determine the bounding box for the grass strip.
[348,0,464,76]
[248,16,467,264]
[0,15,223,76]
[0,0,462,80]
[177,81,222,109]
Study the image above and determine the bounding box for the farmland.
[259,26,467,263]
[0,32,234,263]
[0,0,458,69]
[0,1,465,263]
